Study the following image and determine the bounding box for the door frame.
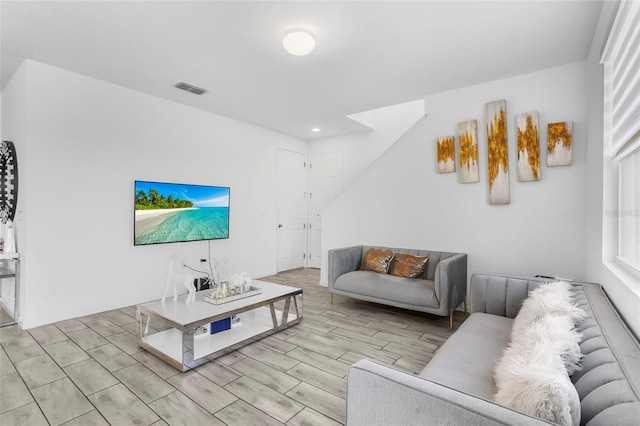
[276,147,309,272]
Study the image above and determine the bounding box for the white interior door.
[277,149,307,272]
[308,151,343,268]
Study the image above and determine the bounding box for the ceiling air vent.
[174,82,208,95]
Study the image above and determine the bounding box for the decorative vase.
[214,281,229,299]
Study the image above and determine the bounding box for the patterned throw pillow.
[360,249,395,274]
[389,254,429,278]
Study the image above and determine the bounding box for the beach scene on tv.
[135,181,230,245]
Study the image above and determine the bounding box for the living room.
[1,1,638,425]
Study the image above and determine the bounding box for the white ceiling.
[1,1,603,140]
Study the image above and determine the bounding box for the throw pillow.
[494,341,581,426]
[389,254,429,278]
[517,314,583,375]
[511,281,586,340]
[360,249,395,274]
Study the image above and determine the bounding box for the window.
[618,149,640,271]
[602,0,640,276]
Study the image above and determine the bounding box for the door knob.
[278,224,283,228]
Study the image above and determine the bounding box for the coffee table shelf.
[136,280,302,371]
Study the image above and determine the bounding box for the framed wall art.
[436,136,456,173]
[547,121,573,166]
[457,120,479,183]
[0,140,18,224]
[486,99,509,205]
[516,111,540,181]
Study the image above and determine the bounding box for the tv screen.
[134,180,230,246]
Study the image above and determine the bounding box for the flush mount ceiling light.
[283,31,315,56]
[311,127,321,132]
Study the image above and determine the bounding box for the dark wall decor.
[0,141,18,223]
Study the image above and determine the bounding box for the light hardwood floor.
[0,268,466,425]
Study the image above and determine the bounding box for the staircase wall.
[320,62,589,288]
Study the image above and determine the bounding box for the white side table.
[0,252,19,327]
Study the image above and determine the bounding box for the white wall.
[321,62,588,288]
[1,60,306,328]
[0,63,28,321]
[584,2,640,337]
[309,100,425,188]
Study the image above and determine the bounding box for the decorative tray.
[202,286,262,305]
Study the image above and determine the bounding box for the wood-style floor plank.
[0,268,466,426]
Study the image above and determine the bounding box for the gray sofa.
[347,273,640,426]
[328,245,467,329]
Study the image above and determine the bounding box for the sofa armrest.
[470,273,548,318]
[328,246,363,291]
[434,253,467,312]
[347,360,552,426]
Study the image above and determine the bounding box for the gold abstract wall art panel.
[437,136,456,173]
[547,121,573,166]
[516,111,540,181]
[486,99,510,205]
[457,120,479,183]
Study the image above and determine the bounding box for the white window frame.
[616,151,640,274]
[601,0,640,285]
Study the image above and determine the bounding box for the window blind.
[601,0,640,159]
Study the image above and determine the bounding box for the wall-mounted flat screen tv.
[134,180,230,246]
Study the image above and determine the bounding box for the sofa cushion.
[511,281,586,340]
[493,345,580,426]
[420,312,513,400]
[389,253,429,278]
[494,316,582,426]
[361,245,458,281]
[512,314,583,376]
[334,271,438,308]
[360,249,395,273]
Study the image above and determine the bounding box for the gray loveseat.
[328,245,467,329]
[347,273,640,426]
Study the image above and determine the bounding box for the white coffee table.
[136,279,303,371]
